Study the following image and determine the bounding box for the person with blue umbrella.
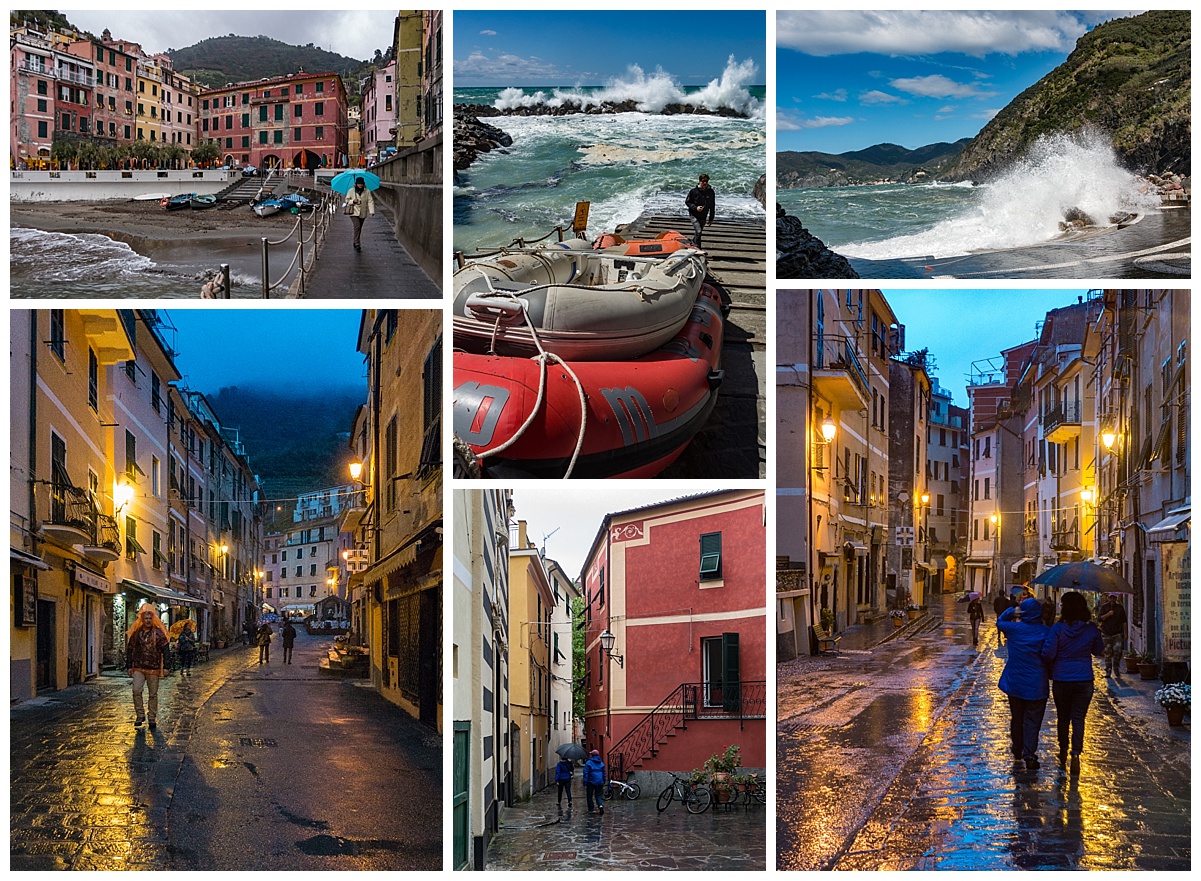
[333,172,379,252]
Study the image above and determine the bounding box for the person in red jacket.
[125,603,170,730]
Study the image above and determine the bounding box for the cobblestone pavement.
[10,632,441,870]
[486,777,767,870]
[303,201,438,299]
[777,594,1190,870]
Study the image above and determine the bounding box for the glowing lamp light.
[820,417,837,443]
[989,514,999,525]
[920,492,931,506]
[114,481,135,511]
[1100,427,1117,449]
[349,460,364,481]
[1081,488,1094,503]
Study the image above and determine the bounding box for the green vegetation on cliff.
[169,35,368,90]
[778,140,969,190]
[941,10,1191,181]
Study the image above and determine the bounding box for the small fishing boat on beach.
[279,193,315,213]
[190,194,217,210]
[162,193,194,210]
[252,198,284,218]
[452,230,726,478]
[133,192,172,202]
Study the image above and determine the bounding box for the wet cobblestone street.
[485,777,767,870]
[778,595,1190,870]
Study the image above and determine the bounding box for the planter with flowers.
[906,604,919,620]
[702,745,742,804]
[1155,682,1190,727]
[889,610,906,628]
[1124,649,1142,675]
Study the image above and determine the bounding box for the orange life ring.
[160,196,169,208]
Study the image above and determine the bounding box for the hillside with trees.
[777,140,970,190]
[169,35,371,90]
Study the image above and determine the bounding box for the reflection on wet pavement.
[778,595,1190,870]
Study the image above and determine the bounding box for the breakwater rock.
[454,112,513,172]
[776,205,859,279]
[457,101,749,120]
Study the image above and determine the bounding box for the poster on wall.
[1160,541,1190,662]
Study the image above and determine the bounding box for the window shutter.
[721,632,741,713]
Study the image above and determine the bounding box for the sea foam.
[493,56,764,119]
[838,130,1161,259]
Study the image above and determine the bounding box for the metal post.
[221,263,230,299]
[261,237,269,298]
[298,211,305,297]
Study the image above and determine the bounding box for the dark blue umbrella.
[1030,561,1133,593]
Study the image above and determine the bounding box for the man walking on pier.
[686,173,715,247]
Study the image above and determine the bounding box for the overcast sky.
[777,10,1142,153]
[161,308,366,395]
[454,11,765,87]
[882,290,1092,407]
[60,10,396,62]
[506,485,737,582]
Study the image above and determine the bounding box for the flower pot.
[892,617,904,628]
[1124,656,1140,674]
[907,610,918,620]
[1165,706,1186,726]
[1138,662,1160,681]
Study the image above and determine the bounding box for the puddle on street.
[835,692,930,747]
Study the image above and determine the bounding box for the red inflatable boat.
[453,281,727,479]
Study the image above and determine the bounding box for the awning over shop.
[10,548,49,570]
[121,579,203,605]
[1011,558,1034,574]
[931,558,948,570]
[965,558,992,568]
[1147,507,1190,539]
[73,567,112,593]
[915,561,933,571]
[844,543,869,556]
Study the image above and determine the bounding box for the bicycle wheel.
[752,786,767,805]
[656,785,674,812]
[624,782,641,800]
[603,783,614,800]
[686,786,711,814]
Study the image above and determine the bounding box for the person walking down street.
[968,596,984,647]
[997,597,1052,770]
[685,173,715,247]
[1042,591,1105,773]
[992,591,1010,645]
[281,621,297,665]
[257,624,273,665]
[177,621,197,676]
[583,750,607,815]
[1098,592,1128,677]
[554,757,575,810]
[125,603,170,730]
[243,621,254,646]
[343,177,375,252]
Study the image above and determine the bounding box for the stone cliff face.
[775,205,859,280]
[941,10,1191,181]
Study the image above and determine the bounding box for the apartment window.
[294,104,302,118]
[152,531,162,569]
[316,81,324,93]
[700,532,723,580]
[984,436,991,458]
[295,566,302,578]
[984,477,990,500]
[282,550,287,561]
[385,415,398,511]
[87,348,99,411]
[310,563,317,576]
[266,588,273,599]
[973,520,979,541]
[310,585,317,597]
[274,130,283,145]
[936,494,945,517]
[125,515,143,559]
[295,84,303,95]
[294,128,302,141]
[315,125,324,140]
[125,430,138,481]
[49,310,66,360]
[315,101,324,116]
[281,587,289,598]
[259,131,268,144]
[274,104,284,121]
[259,105,268,122]
[973,479,979,501]
[702,633,740,709]
[151,456,161,497]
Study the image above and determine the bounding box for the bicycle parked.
[656,773,711,814]
[603,778,641,800]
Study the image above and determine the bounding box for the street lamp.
[349,460,365,483]
[114,480,135,513]
[1100,425,1117,450]
[599,629,623,668]
[820,416,837,443]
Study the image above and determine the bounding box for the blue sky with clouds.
[454,11,765,87]
[777,10,1141,154]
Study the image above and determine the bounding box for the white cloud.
[778,112,856,131]
[973,108,1003,120]
[480,29,497,36]
[890,74,995,99]
[859,90,906,105]
[455,50,563,84]
[777,10,1135,58]
[814,88,847,102]
[937,105,957,113]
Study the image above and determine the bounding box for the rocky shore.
[776,204,860,279]
[453,112,514,174]
[457,101,749,119]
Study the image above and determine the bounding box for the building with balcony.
[582,490,766,783]
[68,35,137,146]
[11,31,61,165]
[362,58,396,164]
[451,488,513,871]
[886,353,932,608]
[347,310,442,726]
[421,11,444,140]
[925,379,969,594]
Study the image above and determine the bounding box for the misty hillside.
[206,385,362,505]
[170,35,370,90]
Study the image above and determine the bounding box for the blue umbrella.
[1029,561,1133,593]
[329,171,381,195]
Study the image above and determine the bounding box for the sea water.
[10,227,261,298]
[453,59,767,252]
[779,131,1164,260]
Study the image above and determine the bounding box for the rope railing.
[258,194,335,298]
[453,224,572,268]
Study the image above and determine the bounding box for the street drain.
[240,738,278,747]
[543,852,577,861]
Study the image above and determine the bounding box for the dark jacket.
[685,185,715,224]
[992,594,1010,617]
[968,599,984,622]
[1042,620,1104,681]
[256,626,272,647]
[582,756,606,786]
[126,626,169,674]
[282,623,297,647]
[1098,600,1127,636]
[997,599,1051,699]
[554,760,574,783]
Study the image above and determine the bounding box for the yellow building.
[135,59,163,143]
[350,309,443,729]
[10,310,134,698]
[507,520,554,798]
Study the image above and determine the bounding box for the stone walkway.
[486,778,766,870]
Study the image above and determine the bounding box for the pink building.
[198,71,349,169]
[67,37,138,144]
[10,31,59,163]
[581,490,767,780]
[362,58,396,164]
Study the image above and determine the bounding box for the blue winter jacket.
[582,757,606,786]
[997,598,1051,700]
[554,760,574,783]
[1041,620,1104,681]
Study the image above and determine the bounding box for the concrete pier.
[614,213,768,479]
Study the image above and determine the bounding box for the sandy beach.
[11,199,305,285]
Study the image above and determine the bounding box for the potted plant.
[703,745,742,804]
[906,603,919,620]
[889,609,906,628]
[1138,655,1160,681]
[1124,649,1142,675]
[820,607,835,633]
[1154,682,1190,726]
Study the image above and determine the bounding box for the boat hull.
[253,201,282,217]
[453,282,725,478]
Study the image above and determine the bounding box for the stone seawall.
[373,132,442,289]
[10,169,234,202]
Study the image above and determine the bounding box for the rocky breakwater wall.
[457,101,749,119]
[776,204,859,280]
[374,132,442,287]
[454,111,514,176]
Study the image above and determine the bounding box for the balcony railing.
[1043,401,1082,432]
[92,513,122,556]
[56,68,94,87]
[813,335,871,408]
[18,59,51,76]
[49,483,93,533]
